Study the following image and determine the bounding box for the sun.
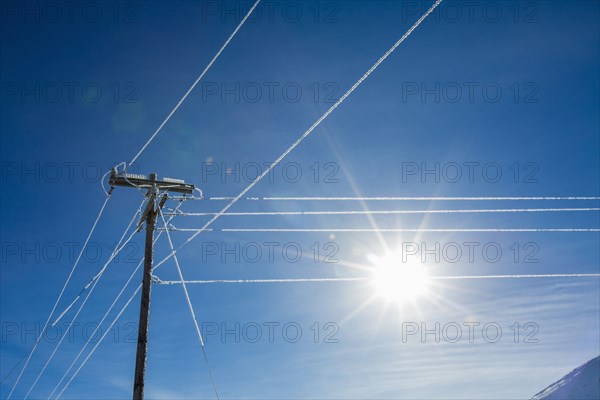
[369,253,430,304]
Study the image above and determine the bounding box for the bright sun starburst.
[369,253,430,304]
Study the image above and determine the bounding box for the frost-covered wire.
[55,285,142,399]
[164,227,600,233]
[128,0,261,167]
[159,210,219,399]
[149,0,444,274]
[24,201,144,399]
[206,196,600,201]
[50,200,145,328]
[166,208,600,217]
[7,194,112,399]
[50,199,185,399]
[152,274,600,285]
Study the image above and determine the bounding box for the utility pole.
[133,182,157,400]
[109,169,194,400]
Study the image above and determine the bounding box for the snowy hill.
[532,356,599,400]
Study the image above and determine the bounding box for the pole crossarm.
[109,169,195,194]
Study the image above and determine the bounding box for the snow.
[532,356,599,400]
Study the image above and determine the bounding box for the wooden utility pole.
[109,169,194,400]
[132,180,156,400]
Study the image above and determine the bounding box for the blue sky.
[1,0,599,399]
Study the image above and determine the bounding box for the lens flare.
[369,253,430,303]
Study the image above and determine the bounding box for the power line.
[7,194,112,399]
[51,203,144,328]
[159,210,219,399]
[154,277,369,285]
[128,0,261,166]
[206,196,600,201]
[428,274,600,280]
[150,0,445,274]
[55,285,142,400]
[48,200,185,399]
[166,208,600,217]
[167,228,600,233]
[152,274,600,285]
[23,202,143,399]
